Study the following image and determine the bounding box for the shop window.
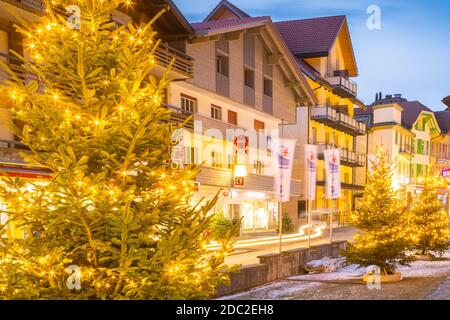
[210,151,223,168]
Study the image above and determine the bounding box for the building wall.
[186,32,298,123]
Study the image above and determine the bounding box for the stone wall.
[216,241,348,297]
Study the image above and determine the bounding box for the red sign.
[234,177,245,186]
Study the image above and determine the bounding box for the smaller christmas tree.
[409,175,450,257]
[343,147,413,275]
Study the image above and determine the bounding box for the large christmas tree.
[342,148,413,275]
[0,0,234,299]
[409,175,450,257]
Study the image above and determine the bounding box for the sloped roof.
[443,95,450,108]
[435,110,450,134]
[275,16,345,56]
[192,16,270,35]
[203,0,251,22]
[275,15,358,76]
[398,101,433,128]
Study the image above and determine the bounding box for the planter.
[363,272,403,283]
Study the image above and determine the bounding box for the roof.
[192,16,270,35]
[443,95,450,108]
[397,101,433,128]
[124,0,193,39]
[434,110,450,134]
[275,16,345,56]
[275,15,358,76]
[203,0,251,21]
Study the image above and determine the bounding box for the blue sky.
[173,0,450,110]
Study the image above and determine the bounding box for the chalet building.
[166,0,317,233]
[355,94,441,199]
[276,15,367,227]
[430,96,450,207]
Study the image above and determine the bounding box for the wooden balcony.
[325,70,357,98]
[1,1,194,78]
[0,52,27,82]
[316,142,365,167]
[165,104,194,130]
[311,105,366,136]
[398,144,415,157]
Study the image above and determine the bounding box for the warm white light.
[234,165,247,177]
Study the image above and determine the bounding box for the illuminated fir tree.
[342,147,414,275]
[409,175,450,257]
[0,0,236,299]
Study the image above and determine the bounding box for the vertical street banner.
[323,148,341,199]
[274,138,296,202]
[304,144,318,200]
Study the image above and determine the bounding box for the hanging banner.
[274,138,296,202]
[304,144,318,200]
[323,148,341,199]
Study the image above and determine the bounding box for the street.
[225,227,356,266]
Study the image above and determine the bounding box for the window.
[417,139,423,154]
[181,94,197,113]
[417,164,422,177]
[211,105,222,120]
[253,160,265,175]
[211,151,222,168]
[184,147,197,165]
[228,110,237,125]
[344,172,350,183]
[426,141,430,155]
[244,67,255,88]
[216,55,229,76]
[395,131,399,145]
[254,119,265,132]
[312,127,317,144]
[263,77,273,97]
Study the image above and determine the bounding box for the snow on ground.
[219,251,450,300]
[216,280,322,300]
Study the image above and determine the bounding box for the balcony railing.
[315,143,365,167]
[0,52,27,82]
[4,2,194,78]
[325,71,357,98]
[154,43,194,78]
[398,144,415,156]
[165,104,194,130]
[310,105,366,136]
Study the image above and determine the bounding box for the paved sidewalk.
[425,277,450,300]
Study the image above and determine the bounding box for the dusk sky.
[173,0,450,110]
